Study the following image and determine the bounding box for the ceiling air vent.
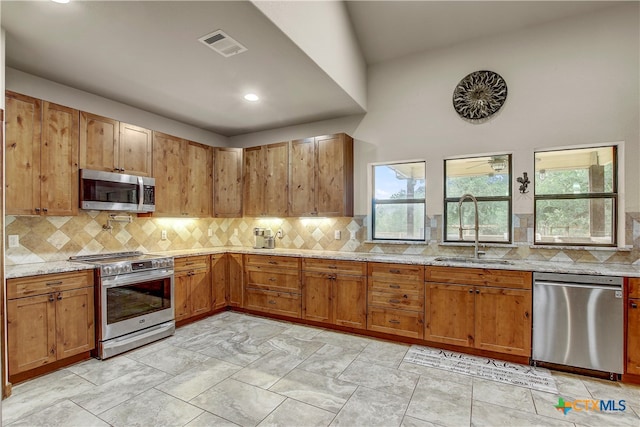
[198,30,247,57]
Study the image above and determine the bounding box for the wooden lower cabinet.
[368,308,423,339]
[228,253,244,307]
[174,256,212,322]
[211,254,227,310]
[243,255,300,318]
[627,298,640,375]
[6,271,94,379]
[425,267,532,357]
[302,259,366,329]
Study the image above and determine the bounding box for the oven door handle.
[101,269,174,288]
[138,176,144,211]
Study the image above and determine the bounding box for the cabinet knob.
[468,289,474,293]
[476,289,480,294]
[631,302,638,309]
[35,208,41,213]
[120,168,125,172]
[48,295,54,302]
[57,293,62,300]
[43,208,48,213]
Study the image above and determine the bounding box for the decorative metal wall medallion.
[453,70,507,121]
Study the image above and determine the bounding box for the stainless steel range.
[70,251,175,359]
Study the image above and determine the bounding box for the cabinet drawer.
[302,258,365,275]
[426,266,532,290]
[7,270,94,299]
[368,290,423,311]
[368,279,423,296]
[244,289,301,318]
[246,270,300,292]
[629,278,640,299]
[175,255,210,272]
[245,254,299,269]
[367,307,424,339]
[368,263,424,282]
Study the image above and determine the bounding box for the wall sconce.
[517,172,530,194]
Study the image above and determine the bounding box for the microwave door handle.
[138,176,144,210]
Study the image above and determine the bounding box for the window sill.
[530,245,632,252]
[365,240,431,245]
[439,242,517,248]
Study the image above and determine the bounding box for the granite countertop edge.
[6,247,640,279]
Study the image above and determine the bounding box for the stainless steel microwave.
[80,169,155,212]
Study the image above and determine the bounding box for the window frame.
[443,154,513,244]
[533,145,618,247]
[370,160,427,242]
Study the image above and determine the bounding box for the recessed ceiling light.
[51,0,70,3]
[244,93,259,102]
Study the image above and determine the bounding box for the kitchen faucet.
[458,193,484,259]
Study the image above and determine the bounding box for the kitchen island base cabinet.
[7,271,94,381]
[425,267,532,357]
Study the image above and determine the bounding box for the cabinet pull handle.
[268,261,277,265]
[185,262,195,266]
[388,319,401,324]
[327,266,338,269]
[269,278,277,282]
[57,293,62,300]
[268,300,276,305]
[389,284,400,289]
[46,281,63,286]
[389,299,400,303]
[389,269,401,274]
[50,347,55,355]
[632,302,638,309]
[48,295,54,302]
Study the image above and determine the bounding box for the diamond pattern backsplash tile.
[4,212,640,265]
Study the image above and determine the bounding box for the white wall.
[5,68,229,147]
[252,0,367,111]
[231,4,640,220]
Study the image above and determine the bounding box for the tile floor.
[3,311,640,427]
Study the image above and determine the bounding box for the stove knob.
[103,266,112,275]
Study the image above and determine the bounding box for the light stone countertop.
[6,246,640,279]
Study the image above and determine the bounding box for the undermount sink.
[433,256,513,265]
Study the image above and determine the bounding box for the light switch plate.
[208,228,213,237]
[8,235,19,248]
[334,230,341,240]
[161,230,167,240]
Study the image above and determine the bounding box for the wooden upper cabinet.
[243,142,288,217]
[6,92,42,215]
[79,112,119,173]
[119,122,152,176]
[152,132,212,217]
[213,147,243,217]
[79,114,151,176]
[289,133,353,217]
[152,131,184,216]
[184,141,212,217]
[5,92,79,216]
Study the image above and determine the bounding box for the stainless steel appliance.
[70,251,174,359]
[532,272,623,377]
[80,169,155,212]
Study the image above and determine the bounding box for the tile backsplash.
[5,211,640,265]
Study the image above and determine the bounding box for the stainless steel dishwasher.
[532,272,623,378]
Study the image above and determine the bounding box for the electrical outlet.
[276,229,283,238]
[8,235,19,248]
[234,228,239,236]
[334,230,341,240]
[350,230,356,240]
[161,230,167,240]
[208,228,213,237]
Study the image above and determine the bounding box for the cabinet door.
[189,268,212,317]
[79,112,119,173]
[55,288,95,360]
[628,299,640,375]
[5,92,41,215]
[302,272,332,323]
[41,101,79,216]
[7,294,57,375]
[211,254,227,310]
[174,271,191,321]
[474,287,532,356]
[264,142,289,216]
[152,132,184,216]
[213,147,243,217]
[425,283,475,348]
[242,146,264,216]
[228,253,244,307]
[184,141,212,217]
[289,138,316,216]
[316,134,353,216]
[334,275,366,329]
[119,122,152,176]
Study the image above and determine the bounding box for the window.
[371,161,426,241]
[534,146,617,246]
[444,155,511,243]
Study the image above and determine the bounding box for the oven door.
[101,268,174,341]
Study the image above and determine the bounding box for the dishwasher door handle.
[534,280,622,291]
